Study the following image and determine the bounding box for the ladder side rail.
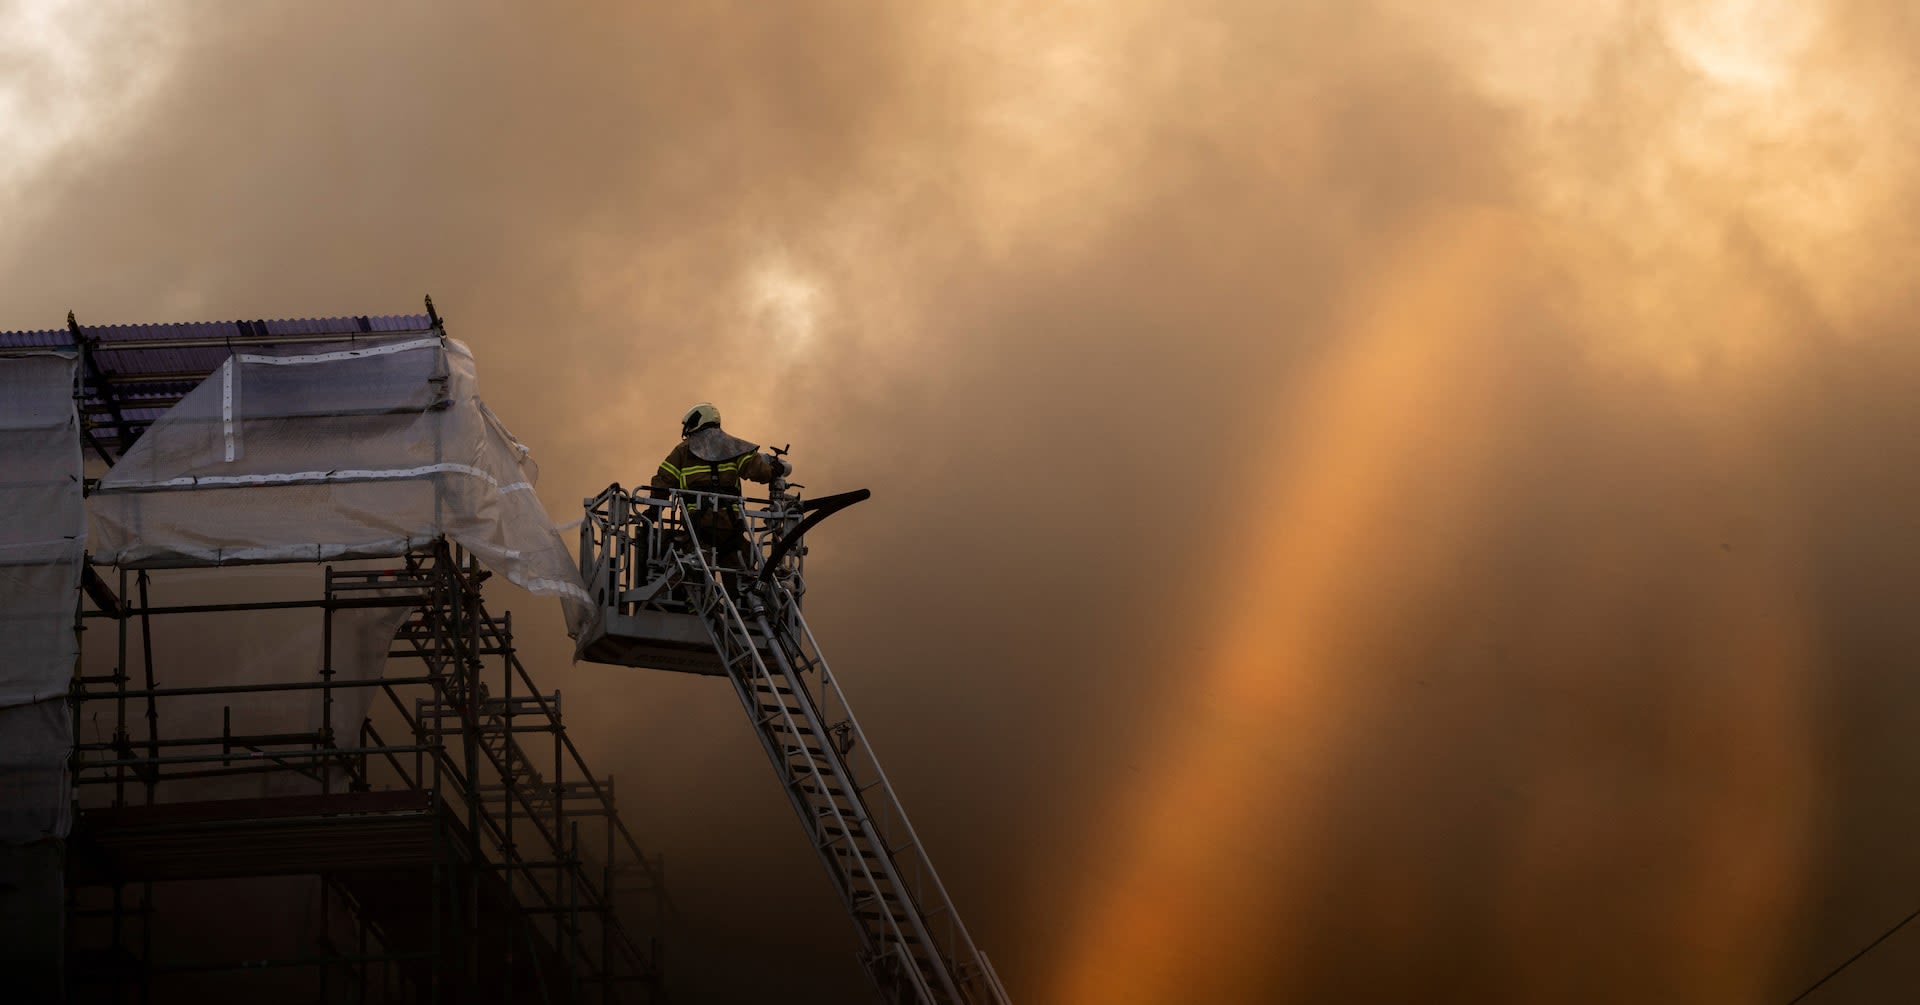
[737,501,988,1002]
[696,582,870,918]
[751,604,966,1005]
[677,554,886,928]
[978,952,1012,1005]
[671,513,846,853]
[759,605,962,981]
[895,942,940,1005]
[674,501,889,887]
[767,576,1006,1003]
[674,496,946,1003]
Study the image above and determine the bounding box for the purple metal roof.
[1,312,437,460]
[0,327,72,349]
[1,314,430,347]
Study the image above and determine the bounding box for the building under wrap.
[0,309,663,1003]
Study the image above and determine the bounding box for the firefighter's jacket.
[650,427,777,535]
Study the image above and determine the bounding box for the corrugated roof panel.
[93,345,225,376]
[86,315,430,343]
[0,327,73,349]
[371,314,429,332]
[86,321,219,343]
[3,313,432,349]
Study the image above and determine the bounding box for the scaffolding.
[66,543,665,1002]
[0,307,665,1002]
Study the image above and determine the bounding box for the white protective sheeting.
[91,337,592,635]
[0,352,83,842]
[0,702,73,841]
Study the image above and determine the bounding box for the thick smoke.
[5,2,1920,1001]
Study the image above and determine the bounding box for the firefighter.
[650,402,790,593]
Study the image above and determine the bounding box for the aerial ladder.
[575,471,1012,1005]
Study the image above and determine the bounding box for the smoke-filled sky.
[8,1,1920,1001]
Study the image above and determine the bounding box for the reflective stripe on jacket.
[650,438,778,508]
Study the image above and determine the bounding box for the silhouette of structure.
[0,306,663,1003]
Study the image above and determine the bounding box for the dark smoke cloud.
[7,2,1920,1001]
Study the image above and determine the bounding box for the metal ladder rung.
[782,745,831,761]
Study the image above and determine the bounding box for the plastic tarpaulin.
[0,352,83,843]
[91,336,591,634]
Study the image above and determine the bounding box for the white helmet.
[681,402,721,437]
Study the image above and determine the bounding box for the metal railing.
[578,482,806,622]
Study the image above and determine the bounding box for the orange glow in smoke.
[1047,208,1817,1001]
[1047,213,1526,1002]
